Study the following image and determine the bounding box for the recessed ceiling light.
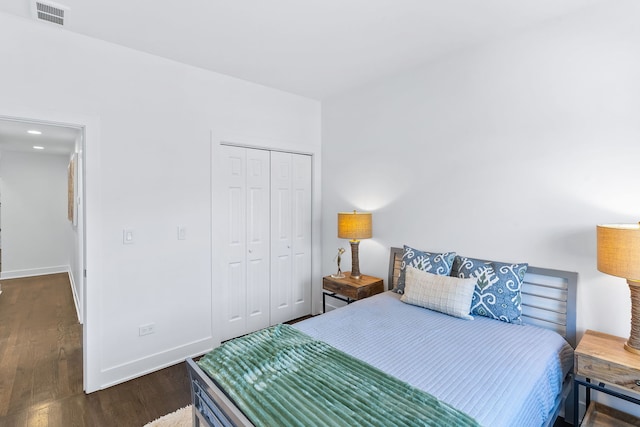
[28,130,42,135]
[33,146,45,150]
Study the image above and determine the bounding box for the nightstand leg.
[573,378,579,426]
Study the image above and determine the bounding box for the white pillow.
[401,266,476,320]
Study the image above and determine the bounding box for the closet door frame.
[212,138,317,343]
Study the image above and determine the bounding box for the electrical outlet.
[139,323,155,336]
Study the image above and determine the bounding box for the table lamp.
[338,210,372,279]
[597,222,640,354]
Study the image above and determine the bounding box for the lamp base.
[624,343,640,355]
[626,280,640,354]
[349,240,361,279]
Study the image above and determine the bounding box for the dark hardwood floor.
[0,273,191,427]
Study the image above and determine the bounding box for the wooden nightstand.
[322,273,384,313]
[574,330,640,425]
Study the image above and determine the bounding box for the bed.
[186,246,577,426]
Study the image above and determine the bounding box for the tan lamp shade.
[597,222,640,354]
[338,211,372,241]
[597,223,640,280]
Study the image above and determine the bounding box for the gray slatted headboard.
[388,247,577,347]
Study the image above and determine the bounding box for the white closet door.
[290,154,312,319]
[217,145,270,341]
[245,149,271,333]
[270,152,311,324]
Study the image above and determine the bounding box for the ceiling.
[0,119,79,156]
[0,0,602,100]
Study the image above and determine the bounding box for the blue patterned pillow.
[451,256,528,325]
[393,245,456,294]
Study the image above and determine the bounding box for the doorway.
[0,114,86,379]
[0,119,82,282]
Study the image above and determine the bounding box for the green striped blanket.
[197,324,479,427]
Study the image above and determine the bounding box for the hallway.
[0,274,190,426]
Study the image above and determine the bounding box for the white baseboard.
[67,269,83,324]
[0,265,68,280]
[95,336,217,392]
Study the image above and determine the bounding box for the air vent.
[32,1,68,26]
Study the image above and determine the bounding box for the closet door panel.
[225,261,245,323]
[270,151,293,324]
[218,145,248,341]
[270,152,311,324]
[291,154,312,318]
[245,149,270,333]
[271,188,292,316]
[272,253,292,307]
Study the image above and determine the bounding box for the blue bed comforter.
[295,291,573,427]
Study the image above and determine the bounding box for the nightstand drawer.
[575,330,640,394]
[576,353,640,393]
[322,273,384,313]
[322,274,383,300]
[574,330,640,425]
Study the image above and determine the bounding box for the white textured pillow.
[401,266,476,320]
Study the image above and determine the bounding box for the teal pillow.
[393,245,456,294]
[451,256,528,324]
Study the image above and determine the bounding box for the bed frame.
[187,247,578,427]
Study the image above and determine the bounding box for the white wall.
[0,12,321,391]
[0,150,72,278]
[323,2,640,347]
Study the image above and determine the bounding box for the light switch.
[123,229,134,244]
[177,225,187,240]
